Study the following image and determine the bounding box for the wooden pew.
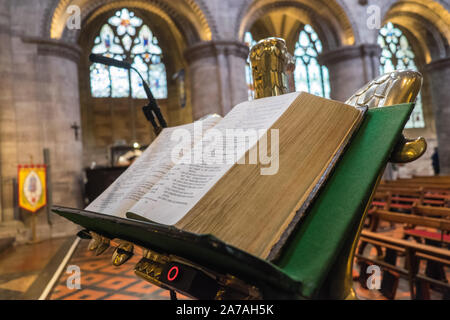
[368,209,450,244]
[372,210,450,232]
[357,230,450,299]
[376,184,450,208]
[371,191,391,210]
[372,188,421,212]
[410,176,450,183]
[407,205,450,245]
[380,179,450,194]
[412,204,450,218]
[382,176,450,182]
[358,209,450,298]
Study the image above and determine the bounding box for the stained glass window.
[244,32,257,100]
[294,24,330,98]
[378,22,424,128]
[90,8,167,99]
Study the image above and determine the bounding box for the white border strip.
[38,237,81,300]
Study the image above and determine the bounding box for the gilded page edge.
[266,106,368,262]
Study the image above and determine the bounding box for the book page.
[85,115,221,217]
[172,93,365,259]
[128,92,300,224]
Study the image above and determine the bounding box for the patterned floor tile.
[77,260,110,271]
[63,288,109,300]
[49,239,189,300]
[48,236,446,300]
[98,264,132,275]
[96,276,138,291]
[79,273,109,286]
[125,281,161,295]
[104,293,141,300]
[50,284,80,300]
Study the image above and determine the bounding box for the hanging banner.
[18,164,47,213]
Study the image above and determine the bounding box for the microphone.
[89,54,167,133]
[89,53,131,69]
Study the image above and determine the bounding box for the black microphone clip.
[89,54,167,135]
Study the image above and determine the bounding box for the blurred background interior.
[0,0,449,300]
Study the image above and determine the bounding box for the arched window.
[244,32,257,100]
[378,22,424,128]
[90,8,168,99]
[294,24,330,98]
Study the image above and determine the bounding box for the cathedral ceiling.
[385,0,450,61]
[237,0,356,50]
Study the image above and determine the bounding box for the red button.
[167,266,179,281]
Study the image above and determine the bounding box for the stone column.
[425,57,450,174]
[6,37,83,239]
[0,0,15,224]
[28,37,84,206]
[319,44,381,102]
[184,41,249,119]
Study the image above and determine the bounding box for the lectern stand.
[53,102,415,299]
[55,38,425,300]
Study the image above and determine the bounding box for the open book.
[85,92,365,259]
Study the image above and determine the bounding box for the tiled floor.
[0,237,69,299]
[48,239,189,300]
[0,224,448,300]
[48,235,448,300]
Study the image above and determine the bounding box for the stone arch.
[75,4,199,168]
[79,7,185,70]
[379,0,450,158]
[383,0,450,63]
[236,0,356,51]
[190,0,219,40]
[77,2,187,56]
[43,0,214,45]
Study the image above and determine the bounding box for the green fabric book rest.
[53,102,414,299]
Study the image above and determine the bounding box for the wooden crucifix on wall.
[71,122,80,141]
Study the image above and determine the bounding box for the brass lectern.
[54,37,425,299]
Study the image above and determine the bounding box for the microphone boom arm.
[131,66,167,132]
[89,54,167,134]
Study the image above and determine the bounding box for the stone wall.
[0,0,15,224]
[426,58,450,174]
[0,0,82,241]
